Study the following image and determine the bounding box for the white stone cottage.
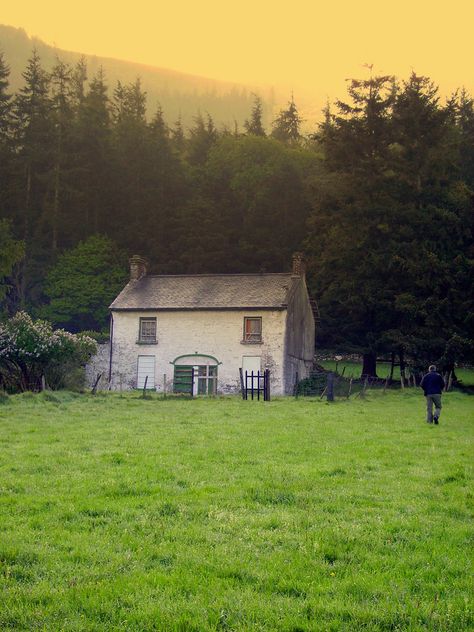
[102,253,315,395]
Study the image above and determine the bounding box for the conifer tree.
[271,95,302,144]
[0,51,12,139]
[49,58,73,251]
[74,67,111,236]
[0,52,13,221]
[171,116,185,155]
[12,50,52,307]
[187,112,218,165]
[244,94,266,136]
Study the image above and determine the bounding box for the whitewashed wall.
[109,309,287,394]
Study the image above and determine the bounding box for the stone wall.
[85,342,110,390]
[283,277,316,393]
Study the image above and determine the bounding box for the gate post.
[265,369,271,401]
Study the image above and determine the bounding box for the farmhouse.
[103,253,315,395]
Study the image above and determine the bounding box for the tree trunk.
[442,362,458,383]
[362,352,377,377]
[389,351,395,381]
[399,348,406,380]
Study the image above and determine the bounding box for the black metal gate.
[239,368,271,401]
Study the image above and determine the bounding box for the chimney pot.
[129,255,148,281]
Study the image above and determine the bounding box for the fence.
[294,367,457,400]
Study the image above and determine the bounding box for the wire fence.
[293,368,454,400]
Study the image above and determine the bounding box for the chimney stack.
[129,255,148,282]
[292,252,306,276]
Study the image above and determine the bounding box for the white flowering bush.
[0,312,97,392]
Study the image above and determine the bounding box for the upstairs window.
[243,317,262,343]
[138,317,157,343]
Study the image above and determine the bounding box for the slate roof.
[110,273,298,311]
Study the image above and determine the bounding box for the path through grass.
[0,391,472,630]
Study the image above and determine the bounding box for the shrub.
[0,312,97,392]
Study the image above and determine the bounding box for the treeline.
[0,51,473,376]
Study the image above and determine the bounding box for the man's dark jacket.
[420,372,445,395]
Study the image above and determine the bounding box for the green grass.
[0,391,473,630]
[319,360,474,384]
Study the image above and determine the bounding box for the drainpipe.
[108,313,114,384]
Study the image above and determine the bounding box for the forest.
[0,49,473,377]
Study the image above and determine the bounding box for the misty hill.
[0,24,275,129]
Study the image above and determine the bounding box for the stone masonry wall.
[108,309,287,394]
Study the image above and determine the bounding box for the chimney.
[292,252,306,276]
[129,255,148,282]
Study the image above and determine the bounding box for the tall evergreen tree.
[171,115,185,155]
[49,58,73,251]
[0,51,12,138]
[72,67,111,237]
[187,112,218,166]
[70,57,88,109]
[271,95,302,144]
[11,49,53,308]
[306,76,398,375]
[0,52,13,221]
[244,94,266,136]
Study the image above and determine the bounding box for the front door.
[242,356,261,375]
[137,355,155,389]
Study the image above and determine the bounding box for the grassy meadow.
[0,390,473,631]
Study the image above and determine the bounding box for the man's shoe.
[434,417,439,424]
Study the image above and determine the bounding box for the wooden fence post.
[327,372,335,402]
[91,373,102,395]
[142,375,148,398]
[347,377,353,399]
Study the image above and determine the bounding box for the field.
[0,390,473,631]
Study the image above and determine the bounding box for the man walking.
[420,365,445,424]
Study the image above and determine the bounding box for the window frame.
[138,317,157,344]
[242,316,263,344]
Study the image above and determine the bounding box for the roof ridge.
[144,272,294,278]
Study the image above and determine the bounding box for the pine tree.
[271,95,302,144]
[0,51,13,222]
[70,57,88,109]
[306,76,398,376]
[244,94,266,136]
[73,67,111,236]
[187,112,218,166]
[0,51,12,139]
[171,116,185,154]
[11,49,53,308]
[49,58,73,251]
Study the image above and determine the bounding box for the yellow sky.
[2,0,474,101]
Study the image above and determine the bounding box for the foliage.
[271,95,303,144]
[0,219,24,308]
[244,93,266,136]
[0,392,472,629]
[42,235,127,332]
[0,48,472,369]
[307,74,474,375]
[0,311,97,391]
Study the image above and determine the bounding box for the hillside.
[0,24,274,129]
